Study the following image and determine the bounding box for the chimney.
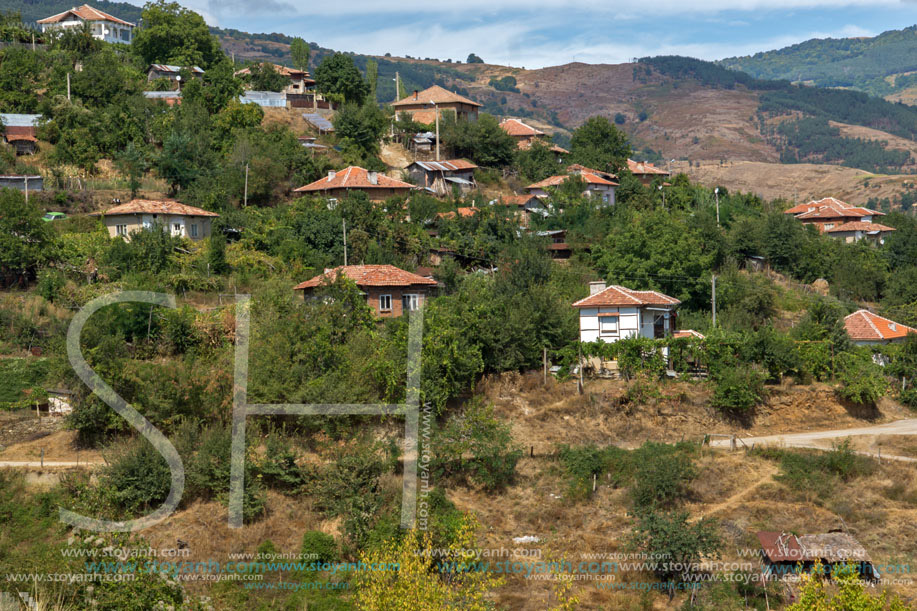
[589,281,606,295]
[413,90,419,100]
[367,171,378,185]
[327,170,336,181]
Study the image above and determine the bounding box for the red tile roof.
[38,4,134,26]
[844,309,916,342]
[825,221,896,233]
[527,171,618,190]
[93,199,219,217]
[517,139,569,154]
[673,329,705,340]
[572,285,681,308]
[627,159,670,176]
[796,207,876,220]
[294,265,438,290]
[500,118,544,137]
[294,167,416,193]
[784,197,882,217]
[502,194,541,207]
[392,85,482,108]
[438,207,479,219]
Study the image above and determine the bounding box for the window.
[173,223,182,235]
[379,294,392,312]
[599,316,618,336]
[402,294,420,312]
[115,224,128,236]
[190,223,198,238]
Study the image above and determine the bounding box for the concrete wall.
[578,306,674,343]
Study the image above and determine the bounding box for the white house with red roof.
[91,199,219,241]
[572,281,680,344]
[844,310,917,347]
[294,265,437,318]
[785,197,894,244]
[37,4,134,44]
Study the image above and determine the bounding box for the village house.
[526,165,617,204]
[294,265,437,318]
[234,63,316,95]
[627,159,670,185]
[143,91,182,106]
[392,85,482,122]
[573,282,680,343]
[535,229,572,260]
[1,114,41,155]
[499,118,570,155]
[37,4,134,44]
[92,199,218,241]
[294,166,417,203]
[844,309,916,347]
[499,194,547,227]
[784,197,894,243]
[405,159,477,196]
[147,64,205,86]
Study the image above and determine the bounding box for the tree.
[131,0,223,69]
[515,140,562,182]
[788,560,911,610]
[157,131,199,193]
[245,62,288,92]
[333,102,387,158]
[289,38,311,72]
[116,140,150,198]
[466,53,484,64]
[570,115,632,173]
[629,510,721,594]
[315,53,368,104]
[365,58,378,101]
[440,113,515,167]
[0,190,55,285]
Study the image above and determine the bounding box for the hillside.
[718,25,917,99]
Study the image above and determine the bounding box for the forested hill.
[717,25,917,98]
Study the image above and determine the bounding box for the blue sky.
[141,0,917,68]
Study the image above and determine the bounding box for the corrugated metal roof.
[0,114,41,127]
[143,91,181,98]
[303,113,334,131]
[149,64,204,74]
[757,532,807,563]
[239,91,287,107]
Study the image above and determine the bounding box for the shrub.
[186,426,265,522]
[628,510,721,588]
[36,268,66,303]
[630,442,698,510]
[711,365,766,415]
[900,385,917,410]
[835,351,887,406]
[757,440,875,500]
[256,434,309,493]
[101,439,171,515]
[431,400,522,490]
[301,531,338,565]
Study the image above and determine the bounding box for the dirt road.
[709,418,917,462]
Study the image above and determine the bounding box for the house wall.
[578,306,674,343]
[397,103,479,120]
[43,19,132,43]
[303,286,429,318]
[102,214,212,241]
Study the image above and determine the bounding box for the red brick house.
[294,167,417,202]
[627,159,670,185]
[392,85,481,122]
[234,63,315,94]
[294,265,437,318]
[499,118,569,154]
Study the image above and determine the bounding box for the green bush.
[256,434,309,493]
[711,365,766,415]
[900,385,917,410]
[102,439,172,515]
[301,531,338,565]
[835,351,887,405]
[558,443,631,499]
[756,440,874,500]
[431,399,522,490]
[36,268,66,303]
[630,442,698,510]
[186,426,265,522]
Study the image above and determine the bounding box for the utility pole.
[342,219,348,266]
[243,163,249,207]
[66,72,71,102]
[433,102,440,161]
[24,176,28,204]
[711,274,717,327]
[394,71,400,102]
[714,187,720,226]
